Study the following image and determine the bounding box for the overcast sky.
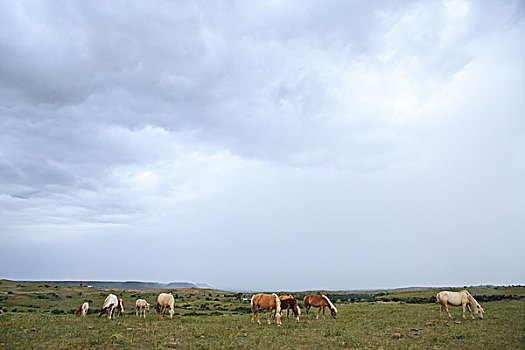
[1,0,524,291]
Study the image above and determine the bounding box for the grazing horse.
[98,294,124,319]
[277,295,301,322]
[156,293,175,319]
[74,302,89,317]
[135,299,150,318]
[251,293,282,326]
[437,290,484,320]
[304,295,338,319]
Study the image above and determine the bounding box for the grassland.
[1,280,524,349]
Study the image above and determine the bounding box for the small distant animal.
[276,295,301,322]
[156,293,175,319]
[74,302,89,317]
[251,293,282,326]
[437,290,484,319]
[135,299,150,318]
[98,294,124,319]
[304,295,338,319]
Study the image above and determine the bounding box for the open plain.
[0,280,523,349]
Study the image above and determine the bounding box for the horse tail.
[156,302,161,314]
[272,293,281,315]
[250,295,256,312]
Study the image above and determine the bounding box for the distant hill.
[40,281,211,290]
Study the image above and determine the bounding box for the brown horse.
[304,295,337,319]
[251,293,282,326]
[277,295,301,322]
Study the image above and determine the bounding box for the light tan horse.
[98,294,124,319]
[437,290,484,319]
[251,293,282,326]
[156,293,175,319]
[135,299,150,318]
[74,302,89,317]
[277,295,301,323]
[304,295,338,319]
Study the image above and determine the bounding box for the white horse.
[437,290,484,319]
[98,294,124,319]
[156,293,175,319]
[135,299,150,318]
[74,302,89,317]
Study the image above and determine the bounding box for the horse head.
[118,298,124,316]
[330,307,338,319]
[474,304,484,319]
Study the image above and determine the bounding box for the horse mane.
[462,290,480,306]
[321,294,337,312]
[272,293,281,314]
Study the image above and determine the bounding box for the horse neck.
[465,292,478,306]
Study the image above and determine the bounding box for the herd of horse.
[73,290,484,325]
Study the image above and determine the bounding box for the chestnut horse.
[74,302,89,317]
[251,293,282,326]
[156,293,175,319]
[304,294,337,319]
[98,294,124,319]
[437,290,484,320]
[277,295,301,322]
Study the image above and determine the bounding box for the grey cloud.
[0,0,523,289]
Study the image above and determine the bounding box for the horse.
[135,299,150,318]
[98,294,124,319]
[304,294,338,319]
[251,293,282,326]
[277,295,301,322]
[74,302,89,317]
[156,293,175,319]
[437,290,484,320]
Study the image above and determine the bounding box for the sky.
[0,0,524,291]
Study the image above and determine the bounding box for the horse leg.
[305,305,310,318]
[256,306,261,325]
[462,303,467,319]
[287,307,290,318]
[268,307,273,324]
[467,304,474,319]
[317,307,321,320]
[322,306,326,319]
[445,303,452,318]
[440,304,443,319]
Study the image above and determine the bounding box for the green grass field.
[1,280,524,349]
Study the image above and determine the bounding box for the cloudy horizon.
[1,0,524,291]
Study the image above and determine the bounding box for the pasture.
[0,280,524,349]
